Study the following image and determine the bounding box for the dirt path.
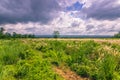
[54,67,89,80]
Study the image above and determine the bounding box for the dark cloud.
[71,21,80,27]
[86,25,94,31]
[84,0,120,20]
[25,27,36,32]
[0,0,61,24]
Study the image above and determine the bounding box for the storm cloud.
[84,0,120,20]
[0,0,61,24]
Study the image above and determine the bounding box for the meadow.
[0,38,120,80]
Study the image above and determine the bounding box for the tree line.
[0,27,35,39]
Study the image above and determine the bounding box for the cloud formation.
[0,0,61,24]
[84,0,120,20]
[1,0,120,35]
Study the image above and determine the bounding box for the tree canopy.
[53,31,60,38]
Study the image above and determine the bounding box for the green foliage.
[0,39,120,80]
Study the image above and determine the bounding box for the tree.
[13,32,17,38]
[114,31,120,38]
[5,32,11,38]
[0,27,5,34]
[0,27,5,38]
[53,31,60,38]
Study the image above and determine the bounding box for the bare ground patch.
[54,67,89,80]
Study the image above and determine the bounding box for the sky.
[0,0,120,35]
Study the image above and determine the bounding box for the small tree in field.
[53,31,60,38]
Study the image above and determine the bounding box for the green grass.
[0,39,120,80]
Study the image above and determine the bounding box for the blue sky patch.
[66,1,84,11]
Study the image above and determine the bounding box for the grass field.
[0,38,120,80]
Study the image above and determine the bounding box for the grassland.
[0,38,120,80]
